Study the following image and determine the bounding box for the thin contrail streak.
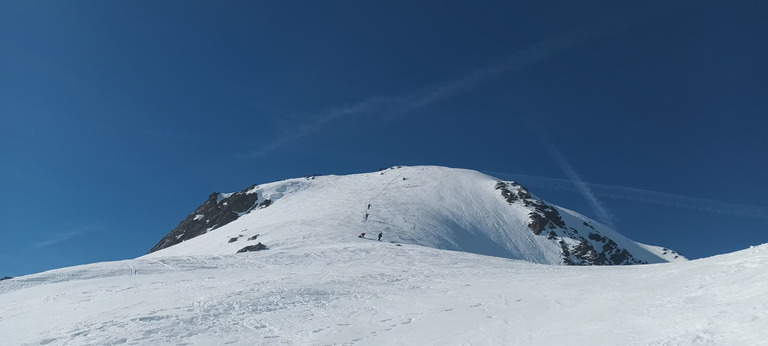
[247,97,399,157]
[34,230,86,248]
[243,2,690,157]
[483,170,768,221]
[248,29,597,157]
[538,139,615,227]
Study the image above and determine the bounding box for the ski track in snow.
[1,242,767,345]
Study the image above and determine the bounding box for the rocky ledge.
[495,181,645,265]
[150,185,271,253]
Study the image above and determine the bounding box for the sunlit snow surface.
[2,242,766,345]
[148,166,682,264]
[1,167,759,345]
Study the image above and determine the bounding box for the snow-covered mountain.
[2,166,766,345]
[149,166,683,265]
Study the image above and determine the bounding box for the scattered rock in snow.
[495,180,643,266]
[237,243,267,253]
[571,240,599,265]
[228,237,238,243]
[248,234,260,241]
[495,181,565,234]
[563,234,643,266]
[495,181,531,203]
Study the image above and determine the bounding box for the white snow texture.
[1,166,764,345]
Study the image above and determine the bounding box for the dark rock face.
[495,180,646,266]
[526,201,566,234]
[258,199,272,209]
[0,276,12,281]
[527,213,549,235]
[495,181,531,203]
[495,181,564,234]
[237,243,267,253]
[150,185,264,253]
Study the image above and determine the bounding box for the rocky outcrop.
[495,181,565,235]
[237,243,267,253]
[0,276,12,281]
[495,180,645,265]
[495,181,531,203]
[660,247,682,260]
[149,185,266,253]
[495,181,565,234]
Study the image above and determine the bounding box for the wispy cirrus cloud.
[34,230,86,248]
[247,29,597,157]
[247,96,401,157]
[538,138,616,228]
[33,224,101,248]
[245,3,686,157]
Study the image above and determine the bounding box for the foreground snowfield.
[2,242,766,345]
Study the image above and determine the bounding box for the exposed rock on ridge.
[495,181,645,265]
[147,166,680,265]
[149,185,270,253]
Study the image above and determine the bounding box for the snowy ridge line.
[147,166,681,266]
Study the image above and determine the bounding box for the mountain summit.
[9,166,767,346]
[149,166,683,265]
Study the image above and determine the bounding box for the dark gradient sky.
[2,1,767,276]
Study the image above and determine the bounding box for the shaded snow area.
[1,242,766,345]
[147,166,683,265]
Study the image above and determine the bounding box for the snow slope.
[148,166,683,265]
[3,166,732,345]
[1,242,766,345]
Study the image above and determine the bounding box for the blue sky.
[2,1,767,277]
